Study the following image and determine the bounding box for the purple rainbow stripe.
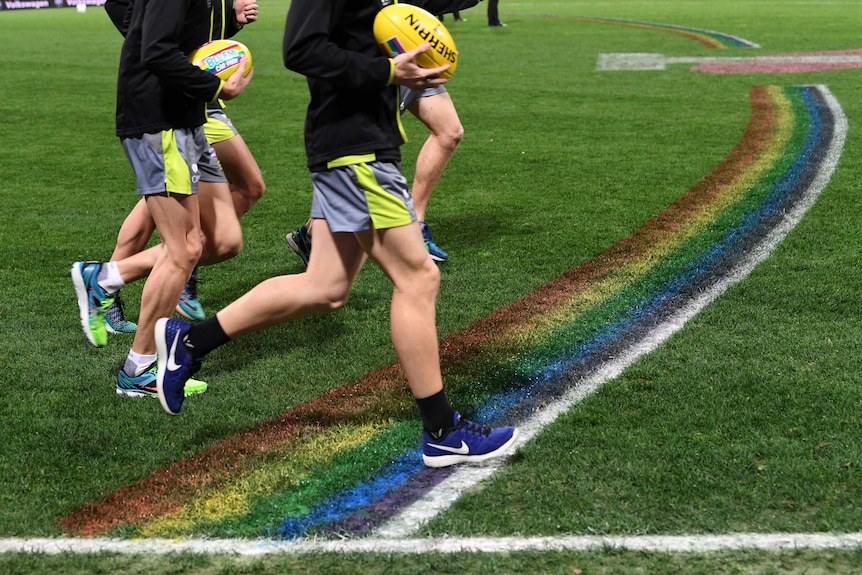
[572,16,759,49]
[60,85,838,539]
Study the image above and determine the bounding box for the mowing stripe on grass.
[59,85,845,541]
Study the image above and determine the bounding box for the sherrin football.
[373,3,458,79]
[189,39,252,81]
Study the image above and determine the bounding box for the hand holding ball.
[373,4,458,79]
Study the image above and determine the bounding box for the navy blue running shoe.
[155,318,204,415]
[422,412,518,467]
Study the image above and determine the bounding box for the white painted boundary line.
[0,87,845,559]
[3,532,862,555]
[374,85,848,540]
[597,52,862,70]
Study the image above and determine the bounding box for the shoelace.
[454,418,492,437]
[185,271,201,299]
[107,294,128,322]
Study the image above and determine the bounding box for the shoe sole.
[175,304,205,322]
[116,385,206,398]
[285,233,310,266]
[106,324,137,335]
[422,428,520,468]
[154,317,180,415]
[71,263,103,348]
[115,387,153,397]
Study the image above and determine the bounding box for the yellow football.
[373,3,458,79]
[189,39,252,81]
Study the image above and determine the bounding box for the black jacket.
[109,0,222,138]
[283,0,478,171]
[107,0,244,42]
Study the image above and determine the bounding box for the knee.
[182,235,204,269]
[423,258,441,292]
[200,226,243,264]
[407,258,440,297]
[440,123,464,152]
[234,177,266,204]
[218,234,244,260]
[210,231,244,261]
[314,284,351,313]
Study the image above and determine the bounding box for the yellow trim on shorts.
[162,130,193,195]
[353,163,413,230]
[327,153,377,169]
[204,113,235,145]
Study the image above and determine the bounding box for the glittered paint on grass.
[60,85,838,539]
[571,17,760,49]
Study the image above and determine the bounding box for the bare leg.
[197,180,243,265]
[217,219,366,336]
[223,218,442,398]
[111,133,260,266]
[359,222,443,399]
[131,193,201,355]
[213,134,266,218]
[111,198,156,261]
[407,90,463,222]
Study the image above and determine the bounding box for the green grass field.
[3,0,862,572]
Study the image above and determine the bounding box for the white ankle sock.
[97,262,126,294]
[124,351,157,376]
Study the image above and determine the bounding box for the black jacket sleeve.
[141,0,221,103]
[105,0,132,36]
[283,0,392,91]
[402,0,480,15]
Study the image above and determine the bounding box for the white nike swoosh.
[426,440,469,455]
[167,332,182,372]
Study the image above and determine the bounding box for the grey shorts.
[204,107,239,145]
[400,84,447,113]
[309,154,416,233]
[120,126,223,195]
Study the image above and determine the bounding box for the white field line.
[374,84,847,539]
[3,532,862,555]
[0,87,846,559]
[597,52,862,70]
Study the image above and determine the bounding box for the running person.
[154,0,518,468]
[71,0,253,396]
[285,0,477,265]
[102,0,264,335]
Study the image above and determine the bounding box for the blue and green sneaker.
[420,222,448,262]
[105,291,137,335]
[71,261,114,347]
[176,267,205,321]
[117,362,207,397]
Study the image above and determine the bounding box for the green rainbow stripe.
[571,17,760,49]
[60,85,841,539]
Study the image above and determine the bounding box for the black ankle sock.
[415,390,456,440]
[184,315,231,358]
